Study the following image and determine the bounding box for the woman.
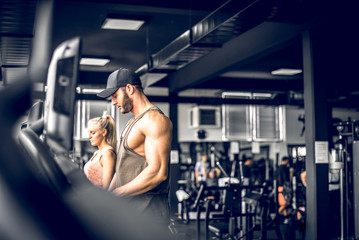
[84,114,116,190]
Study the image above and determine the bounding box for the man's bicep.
[145,132,170,165]
[145,115,172,151]
[144,119,171,173]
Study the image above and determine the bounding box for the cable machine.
[331,119,358,239]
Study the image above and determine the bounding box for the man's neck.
[131,93,153,118]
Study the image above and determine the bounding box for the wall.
[177,103,223,142]
[283,106,359,144]
[177,103,307,143]
[332,108,359,122]
[284,105,305,145]
[75,100,359,167]
[81,100,358,161]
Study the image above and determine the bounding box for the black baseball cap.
[97,68,142,98]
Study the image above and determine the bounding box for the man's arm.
[112,112,172,196]
[214,167,221,177]
[195,169,199,185]
[300,171,307,187]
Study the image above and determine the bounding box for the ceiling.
[1,0,358,108]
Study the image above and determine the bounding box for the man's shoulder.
[136,108,172,137]
[143,108,172,126]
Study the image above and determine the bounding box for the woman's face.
[88,126,105,147]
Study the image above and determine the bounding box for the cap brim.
[96,87,118,98]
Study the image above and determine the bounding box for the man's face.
[111,87,133,114]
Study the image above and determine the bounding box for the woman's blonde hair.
[88,114,117,149]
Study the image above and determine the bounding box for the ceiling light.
[80,58,110,66]
[253,93,272,98]
[81,88,103,94]
[271,68,302,76]
[102,18,145,31]
[222,92,251,98]
[76,87,104,94]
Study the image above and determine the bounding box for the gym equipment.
[330,119,357,239]
[8,29,172,239]
[192,156,272,240]
[193,182,271,240]
[353,122,359,239]
[176,180,191,224]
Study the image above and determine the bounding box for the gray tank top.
[115,106,170,223]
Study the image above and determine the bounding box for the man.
[243,155,254,185]
[97,68,173,225]
[194,153,209,186]
[277,156,292,219]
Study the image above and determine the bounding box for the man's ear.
[126,84,135,95]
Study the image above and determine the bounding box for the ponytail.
[104,114,117,149]
[88,114,117,149]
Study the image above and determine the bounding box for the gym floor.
[170,214,305,240]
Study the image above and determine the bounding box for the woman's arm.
[100,149,116,190]
[108,174,117,191]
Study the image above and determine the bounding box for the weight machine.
[193,146,272,240]
[331,119,359,239]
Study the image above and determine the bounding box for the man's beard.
[121,90,133,114]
